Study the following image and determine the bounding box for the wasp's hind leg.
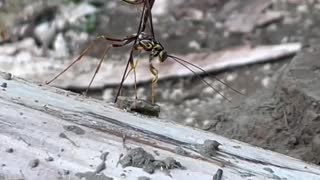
[148,61,158,104]
[121,58,140,99]
[46,35,135,85]
[45,41,97,85]
[84,45,111,96]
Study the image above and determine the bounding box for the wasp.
[120,32,243,104]
[46,0,155,98]
[46,0,243,105]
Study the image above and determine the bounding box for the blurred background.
[1,0,320,164]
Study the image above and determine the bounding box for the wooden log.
[0,71,320,180]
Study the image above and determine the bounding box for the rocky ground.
[1,0,320,164]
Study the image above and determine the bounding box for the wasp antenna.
[168,55,245,96]
[168,56,231,102]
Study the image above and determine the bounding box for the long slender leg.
[116,53,141,100]
[84,45,111,96]
[149,61,158,104]
[45,41,96,85]
[114,0,157,103]
[117,58,139,99]
[145,0,155,39]
[97,34,137,44]
[123,57,140,81]
[46,35,135,85]
[114,2,147,103]
[130,59,138,99]
[122,0,144,5]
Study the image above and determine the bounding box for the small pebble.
[63,169,70,175]
[29,159,40,168]
[120,173,126,178]
[3,73,12,80]
[174,146,189,156]
[1,82,7,88]
[263,167,274,173]
[5,148,14,153]
[138,176,151,180]
[213,169,223,180]
[197,140,221,157]
[45,156,54,162]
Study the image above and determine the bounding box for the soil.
[1,0,320,166]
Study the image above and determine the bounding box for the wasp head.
[158,50,168,63]
[151,42,167,63]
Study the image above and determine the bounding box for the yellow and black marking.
[133,33,169,103]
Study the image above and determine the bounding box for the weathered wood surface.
[1,71,320,180]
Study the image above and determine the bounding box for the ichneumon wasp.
[46,0,244,105]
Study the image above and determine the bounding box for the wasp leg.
[149,62,158,104]
[85,45,111,96]
[118,58,139,99]
[121,58,140,99]
[46,35,137,98]
[124,59,139,81]
[114,1,148,103]
[97,34,137,45]
[45,40,96,85]
[122,0,144,5]
[46,36,135,85]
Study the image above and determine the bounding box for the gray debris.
[213,169,223,180]
[76,172,113,180]
[94,152,109,174]
[119,147,185,174]
[138,176,151,180]
[1,82,7,88]
[174,146,190,156]
[45,156,54,162]
[5,148,14,153]
[196,139,221,157]
[116,96,161,117]
[162,157,185,170]
[29,159,40,168]
[63,125,85,135]
[119,147,155,168]
[3,72,12,80]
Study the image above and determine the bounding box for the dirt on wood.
[119,147,185,174]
